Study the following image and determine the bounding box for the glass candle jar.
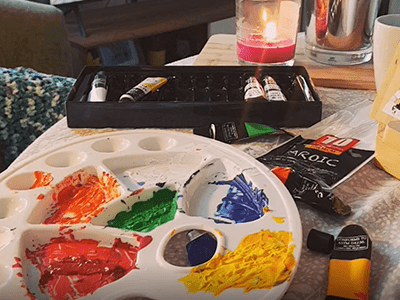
[236,0,302,66]
[303,0,381,65]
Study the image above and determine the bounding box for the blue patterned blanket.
[0,67,75,168]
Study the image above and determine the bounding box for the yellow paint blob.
[273,216,285,224]
[179,230,296,296]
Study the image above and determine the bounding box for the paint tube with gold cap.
[119,77,168,102]
[243,76,266,101]
[262,75,287,101]
[326,224,372,300]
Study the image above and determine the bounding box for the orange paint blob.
[44,170,121,225]
[271,167,291,185]
[30,171,53,189]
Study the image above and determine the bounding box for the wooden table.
[9,35,400,300]
[195,33,377,90]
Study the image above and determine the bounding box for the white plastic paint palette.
[0,130,302,300]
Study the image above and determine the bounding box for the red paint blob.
[130,188,144,197]
[13,257,22,269]
[25,234,152,299]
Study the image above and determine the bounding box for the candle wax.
[237,35,295,64]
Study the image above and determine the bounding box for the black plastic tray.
[66,66,321,128]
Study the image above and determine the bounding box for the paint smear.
[213,174,269,223]
[273,216,285,224]
[30,171,53,189]
[44,170,121,225]
[107,188,178,232]
[179,230,296,296]
[25,233,152,300]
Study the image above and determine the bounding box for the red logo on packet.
[305,135,359,155]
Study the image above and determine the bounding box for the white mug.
[373,14,400,91]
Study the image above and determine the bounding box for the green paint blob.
[107,188,178,232]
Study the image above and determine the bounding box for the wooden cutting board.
[194,34,376,90]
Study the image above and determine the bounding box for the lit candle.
[237,7,296,65]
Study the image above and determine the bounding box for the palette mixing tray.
[0,130,301,300]
[66,65,321,129]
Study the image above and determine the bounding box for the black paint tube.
[243,76,266,101]
[87,71,108,102]
[194,122,283,144]
[270,166,351,215]
[119,77,168,102]
[262,75,287,101]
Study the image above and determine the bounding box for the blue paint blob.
[213,174,268,223]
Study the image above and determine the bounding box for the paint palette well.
[0,130,302,300]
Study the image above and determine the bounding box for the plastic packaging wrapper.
[258,101,377,215]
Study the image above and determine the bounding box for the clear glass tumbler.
[303,0,381,65]
[236,0,302,66]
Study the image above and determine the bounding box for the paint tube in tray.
[87,71,108,102]
[257,102,377,215]
[262,75,287,101]
[119,77,168,102]
[243,76,266,101]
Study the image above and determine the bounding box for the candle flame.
[262,9,277,41]
[262,9,268,22]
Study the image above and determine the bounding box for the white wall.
[209,17,236,37]
[389,0,400,14]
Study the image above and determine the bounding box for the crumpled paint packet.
[257,102,377,216]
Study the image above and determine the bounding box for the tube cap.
[193,124,216,139]
[307,229,334,254]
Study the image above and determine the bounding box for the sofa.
[0,0,74,77]
[0,0,77,171]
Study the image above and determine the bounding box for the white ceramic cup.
[373,14,400,91]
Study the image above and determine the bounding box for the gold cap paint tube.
[262,76,287,101]
[119,77,168,102]
[325,224,372,300]
[244,76,266,101]
[87,71,108,102]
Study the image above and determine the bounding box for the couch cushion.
[0,0,74,77]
